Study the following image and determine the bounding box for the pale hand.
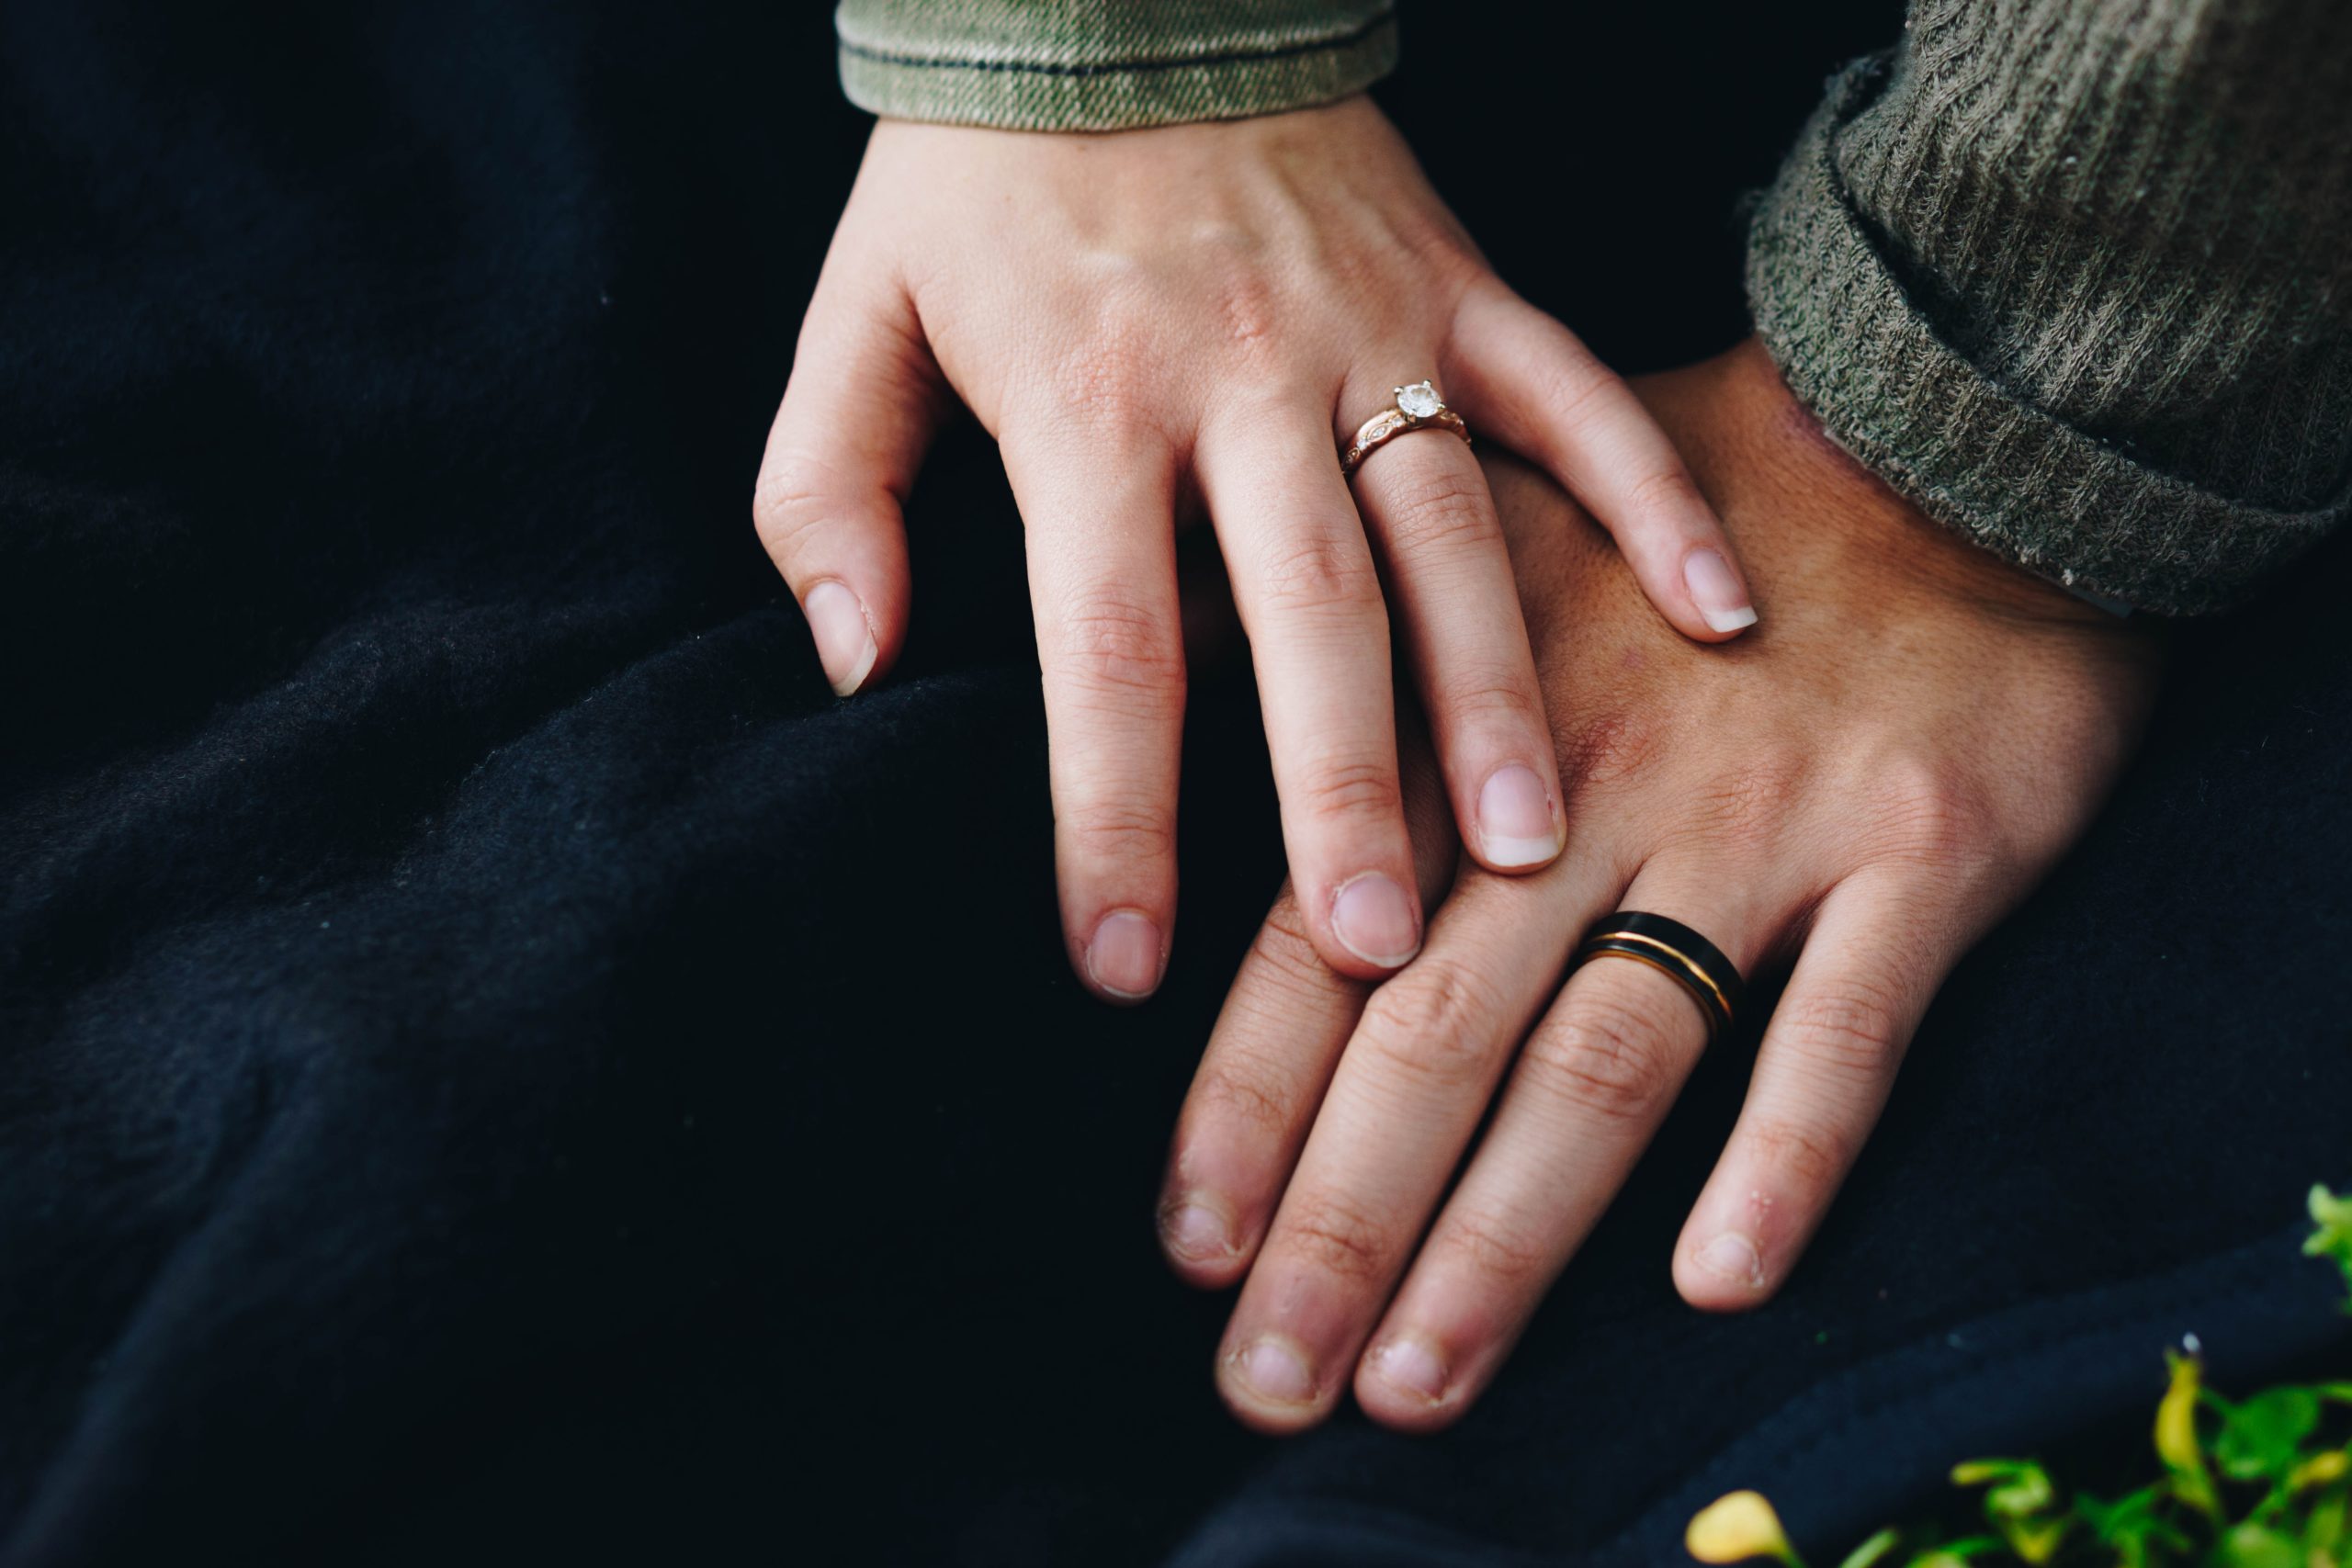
[754,98,1757,1001]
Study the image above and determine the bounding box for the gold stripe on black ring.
[1576,912,1747,1042]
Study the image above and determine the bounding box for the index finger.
[1001,424,1189,1003]
[1443,287,1759,642]
[1160,736,1461,1285]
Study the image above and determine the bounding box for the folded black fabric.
[2,4,2345,1565]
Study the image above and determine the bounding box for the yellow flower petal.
[2290,1450,2349,1492]
[2155,1351,2202,1473]
[1687,1491,1794,1564]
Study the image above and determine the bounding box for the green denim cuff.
[836,2,1398,131]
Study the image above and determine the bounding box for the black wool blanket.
[3,4,2346,1563]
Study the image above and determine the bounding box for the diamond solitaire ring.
[1340,380,1472,478]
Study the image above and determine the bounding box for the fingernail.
[803,580,878,695]
[1693,1231,1765,1288]
[1477,764,1561,868]
[1229,1337,1317,1405]
[1368,1337,1449,1404]
[1330,872,1420,968]
[1159,1195,1234,1262]
[1683,549,1758,634]
[1086,909,1164,999]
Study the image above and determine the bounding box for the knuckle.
[1371,462,1503,558]
[1436,671,1543,732]
[1438,1203,1551,1289]
[1690,747,1810,854]
[1354,961,1507,1088]
[751,450,845,558]
[1295,755,1404,824]
[1744,1116,1860,1194]
[1869,760,1991,868]
[1188,1048,1302,1146]
[1060,796,1177,866]
[1253,530,1385,616]
[1621,463,1705,522]
[1391,220,1487,288]
[1277,1189,1395,1284]
[1052,345,1163,441]
[1051,593,1186,705]
[1774,976,1905,1076]
[1522,999,1682,1126]
[1536,357,1619,437]
[1210,267,1282,351]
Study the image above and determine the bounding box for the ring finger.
[1341,365,1566,874]
[1353,867,1782,1431]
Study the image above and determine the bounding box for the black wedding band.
[1576,912,1747,1041]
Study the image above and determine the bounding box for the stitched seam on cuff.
[838,6,1396,81]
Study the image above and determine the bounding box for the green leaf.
[2214,1521,2300,1568]
[2309,1185,2352,1302]
[1950,1460,2026,1487]
[2212,1387,2322,1481]
[1999,1516,2067,1564]
[2287,1447,2348,1492]
[2075,1487,2191,1566]
[2075,1486,2159,1540]
[2307,1184,2352,1249]
[2306,1488,2346,1555]
[1833,1529,1902,1568]
[1992,1469,2056,1518]
[1951,1460,2057,1525]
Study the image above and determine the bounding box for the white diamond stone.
[1396,381,1442,418]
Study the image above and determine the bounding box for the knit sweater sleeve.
[1747,0,2352,615]
[834,2,1397,133]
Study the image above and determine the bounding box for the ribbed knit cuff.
[1747,58,2348,616]
[836,2,1398,133]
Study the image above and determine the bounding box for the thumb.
[754,246,941,694]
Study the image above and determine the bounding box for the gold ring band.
[1580,940,1731,1034]
[1575,913,1747,1043]
[1577,947,1729,1040]
[1340,380,1472,478]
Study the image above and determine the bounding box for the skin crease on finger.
[1161,337,2165,1437]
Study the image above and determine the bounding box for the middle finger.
[1210,845,1627,1432]
[1354,863,1783,1430]
[1198,401,1427,980]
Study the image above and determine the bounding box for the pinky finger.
[1672,876,1955,1309]
[1442,285,1758,641]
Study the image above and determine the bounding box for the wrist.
[1684,340,2148,640]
